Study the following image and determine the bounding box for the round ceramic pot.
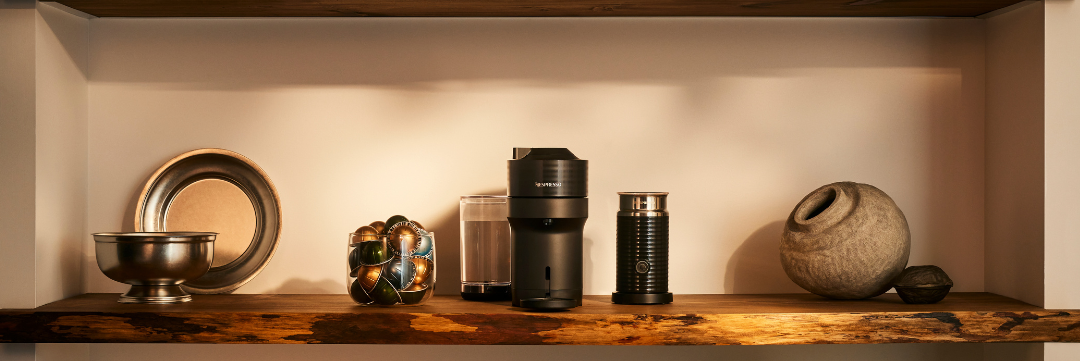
[780,181,910,299]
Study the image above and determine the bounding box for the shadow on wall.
[724,220,805,294]
[426,204,460,296]
[83,166,160,294]
[264,278,341,294]
[120,171,154,232]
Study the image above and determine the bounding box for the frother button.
[635,261,650,274]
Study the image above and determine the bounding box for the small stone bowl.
[895,285,953,304]
[93,232,215,304]
[892,265,953,304]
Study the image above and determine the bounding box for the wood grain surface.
[50,0,1024,17]
[2,293,1078,345]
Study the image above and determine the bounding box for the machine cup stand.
[518,297,577,310]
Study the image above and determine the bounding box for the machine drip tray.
[518,297,577,310]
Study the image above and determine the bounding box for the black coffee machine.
[507,148,588,310]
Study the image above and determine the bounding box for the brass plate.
[167,179,255,268]
[136,148,281,294]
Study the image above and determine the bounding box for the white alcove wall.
[0,2,89,360]
[87,16,987,298]
[79,13,999,361]
[2,0,1072,360]
[1043,0,1080,359]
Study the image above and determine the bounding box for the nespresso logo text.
[535,182,562,188]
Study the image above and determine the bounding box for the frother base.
[612,292,673,305]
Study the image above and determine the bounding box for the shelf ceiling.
[50,0,1026,18]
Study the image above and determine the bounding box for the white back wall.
[86,17,986,297]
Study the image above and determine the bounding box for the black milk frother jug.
[612,192,673,304]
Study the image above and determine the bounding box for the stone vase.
[780,182,910,299]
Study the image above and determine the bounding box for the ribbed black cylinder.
[616,215,669,293]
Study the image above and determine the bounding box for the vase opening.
[804,188,837,221]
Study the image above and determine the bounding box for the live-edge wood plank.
[49,0,1025,18]
[2,293,1079,345]
[25,293,1045,314]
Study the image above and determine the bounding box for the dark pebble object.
[893,265,953,304]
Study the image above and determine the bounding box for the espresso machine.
[507,148,588,310]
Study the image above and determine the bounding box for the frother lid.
[508,148,587,198]
[618,192,668,211]
[513,148,579,160]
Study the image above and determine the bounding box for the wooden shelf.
[1,293,1078,345]
[49,0,1025,18]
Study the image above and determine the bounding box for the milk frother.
[612,192,673,304]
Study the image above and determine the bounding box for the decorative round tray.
[136,148,281,294]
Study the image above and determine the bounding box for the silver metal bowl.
[93,232,216,304]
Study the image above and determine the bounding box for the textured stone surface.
[893,265,954,288]
[895,286,952,304]
[781,182,911,299]
[893,265,954,304]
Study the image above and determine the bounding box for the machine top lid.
[513,148,579,160]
